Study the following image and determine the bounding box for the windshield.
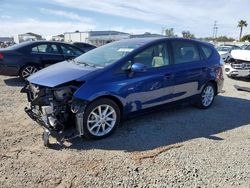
[245,45,250,50]
[75,40,143,67]
[216,47,231,52]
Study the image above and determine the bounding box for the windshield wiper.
[69,59,96,67]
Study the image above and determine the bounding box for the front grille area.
[231,63,250,70]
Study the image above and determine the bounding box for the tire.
[20,64,39,80]
[82,98,121,139]
[196,83,216,109]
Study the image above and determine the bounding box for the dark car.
[22,38,224,146]
[0,41,84,79]
[72,42,96,52]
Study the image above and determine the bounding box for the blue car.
[22,37,224,145]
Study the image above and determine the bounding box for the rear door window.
[171,41,200,64]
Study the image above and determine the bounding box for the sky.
[0,0,250,39]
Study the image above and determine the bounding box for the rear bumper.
[0,63,20,76]
[216,79,224,94]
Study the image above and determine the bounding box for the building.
[88,31,130,46]
[0,37,14,43]
[14,32,43,43]
[64,30,130,46]
[130,32,164,38]
[51,34,64,41]
[64,31,89,43]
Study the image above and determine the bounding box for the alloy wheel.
[21,66,38,79]
[201,85,215,107]
[87,105,117,137]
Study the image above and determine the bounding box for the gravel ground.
[0,75,249,188]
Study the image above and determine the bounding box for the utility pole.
[162,27,165,35]
[212,21,218,40]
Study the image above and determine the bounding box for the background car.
[216,45,241,62]
[241,44,250,50]
[224,49,250,78]
[240,44,250,50]
[72,42,96,52]
[23,37,224,145]
[0,41,84,79]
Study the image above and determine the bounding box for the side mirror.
[131,63,147,73]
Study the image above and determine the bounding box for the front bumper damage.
[21,83,87,147]
[224,59,250,78]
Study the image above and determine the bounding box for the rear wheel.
[196,83,215,109]
[82,98,121,139]
[20,65,39,80]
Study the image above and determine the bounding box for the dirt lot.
[0,75,249,188]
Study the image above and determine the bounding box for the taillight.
[0,53,4,60]
[216,65,224,80]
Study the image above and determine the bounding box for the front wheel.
[82,98,121,139]
[196,83,215,109]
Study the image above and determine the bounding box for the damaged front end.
[225,50,250,78]
[21,82,87,146]
[225,59,250,78]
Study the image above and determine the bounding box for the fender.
[73,82,126,106]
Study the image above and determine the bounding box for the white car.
[224,50,250,78]
[216,45,241,62]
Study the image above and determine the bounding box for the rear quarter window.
[201,45,213,59]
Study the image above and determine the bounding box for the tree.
[216,36,235,42]
[238,20,248,41]
[164,28,177,37]
[199,36,235,42]
[182,30,195,39]
[241,34,250,42]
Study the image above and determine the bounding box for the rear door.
[170,39,207,101]
[31,43,64,67]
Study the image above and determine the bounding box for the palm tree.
[238,20,248,41]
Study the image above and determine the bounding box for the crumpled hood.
[231,50,250,61]
[27,61,99,87]
[218,51,228,55]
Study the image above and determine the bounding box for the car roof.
[116,37,212,47]
[217,46,232,48]
[6,40,84,51]
[222,44,240,47]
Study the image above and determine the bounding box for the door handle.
[164,73,174,80]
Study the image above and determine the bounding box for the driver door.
[116,42,175,112]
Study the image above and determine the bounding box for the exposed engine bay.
[21,82,86,146]
[224,50,250,78]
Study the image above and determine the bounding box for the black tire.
[19,64,39,80]
[196,83,216,109]
[82,98,121,139]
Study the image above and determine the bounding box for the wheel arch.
[91,95,124,118]
[19,62,41,75]
[208,80,218,95]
